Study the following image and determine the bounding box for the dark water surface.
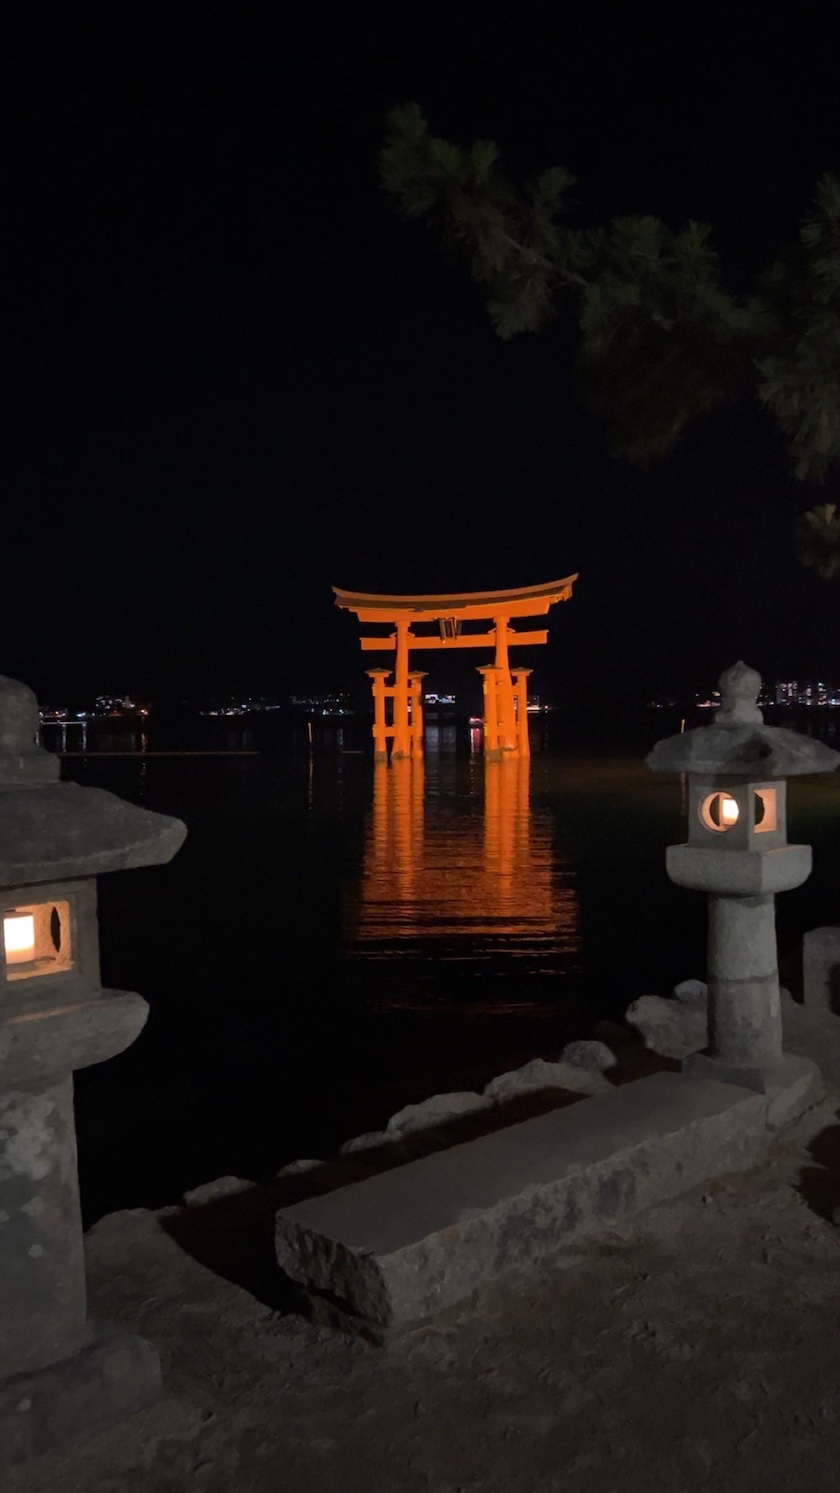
[56,718,840,1222]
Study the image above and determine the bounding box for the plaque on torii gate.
[333,576,578,760]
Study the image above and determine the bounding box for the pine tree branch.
[381,107,840,499]
[500,231,588,288]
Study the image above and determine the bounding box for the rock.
[86,1207,157,1237]
[764,1056,823,1130]
[625,995,707,1059]
[182,1176,252,1207]
[338,1132,393,1156]
[592,1019,635,1047]
[276,1158,325,1178]
[483,1058,611,1102]
[673,978,708,1003]
[385,1092,491,1135]
[560,1040,617,1072]
[803,927,840,1012]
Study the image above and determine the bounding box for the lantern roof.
[0,676,186,885]
[647,661,840,779]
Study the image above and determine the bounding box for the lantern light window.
[700,792,740,832]
[2,901,73,980]
[753,787,778,834]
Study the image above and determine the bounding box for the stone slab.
[0,991,149,1087]
[0,1321,161,1469]
[683,1051,822,1129]
[803,926,840,1013]
[275,1072,768,1329]
[665,843,812,896]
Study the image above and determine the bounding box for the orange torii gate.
[333,575,578,760]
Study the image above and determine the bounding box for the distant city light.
[39,695,149,726]
[774,679,839,707]
[35,671,840,737]
[649,680,840,712]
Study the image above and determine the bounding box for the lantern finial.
[0,676,59,786]
[714,661,763,727]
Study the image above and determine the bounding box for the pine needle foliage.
[795,502,840,579]
[756,175,840,483]
[380,107,840,576]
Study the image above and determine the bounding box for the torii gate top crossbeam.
[333,575,578,624]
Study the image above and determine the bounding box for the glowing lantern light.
[3,912,35,964]
[1,900,72,980]
[720,796,739,825]
[699,791,740,832]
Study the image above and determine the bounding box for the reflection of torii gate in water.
[333,575,578,760]
[346,756,580,967]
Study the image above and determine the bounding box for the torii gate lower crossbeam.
[333,576,578,759]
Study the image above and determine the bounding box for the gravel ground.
[9,1002,840,1493]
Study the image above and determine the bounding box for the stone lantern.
[0,677,186,1467]
[647,661,839,1101]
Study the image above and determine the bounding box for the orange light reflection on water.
[346,757,580,980]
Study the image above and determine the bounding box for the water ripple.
[344,757,581,1006]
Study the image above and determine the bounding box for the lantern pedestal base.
[683,1050,821,1129]
[0,1320,161,1470]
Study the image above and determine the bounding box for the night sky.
[7,5,839,708]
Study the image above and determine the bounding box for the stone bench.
[276,1072,767,1329]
